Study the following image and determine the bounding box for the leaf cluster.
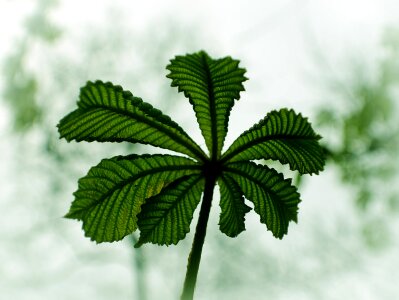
[58,51,325,246]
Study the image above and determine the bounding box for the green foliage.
[58,81,206,161]
[137,175,204,246]
[166,51,247,159]
[59,50,325,299]
[222,109,324,174]
[316,29,399,213]
[59,51,324,245]
[218,174,251,237]
[65,154,201,243]
[2,0,61,132]
[225,162,300,238]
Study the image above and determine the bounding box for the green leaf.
[58,81,206,161]
[225,161,300,239]
[136,175,204,247]
[166,51,247,159]
[65,154,201,243]
[222,109,325,174]
[218,174,251,237]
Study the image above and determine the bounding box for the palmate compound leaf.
[222,109,325,174]
[166,51,247,159]
[65,154,201,243]
[218,174,251,237]
[57,81,206,161]
[135,175,205,247]
[59,51,326,256]
[225,161,300,239]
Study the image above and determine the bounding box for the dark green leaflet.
[65,154,201,243]
[58,81,206,161]
[222,109,325,174]
[218,174,251,237]
[136,175,204,246]
[167,51,247,159]
[225,161,300,239]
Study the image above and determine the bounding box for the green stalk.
[180,175,216,300]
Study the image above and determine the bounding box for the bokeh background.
[1,0,399,299]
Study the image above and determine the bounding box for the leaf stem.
[181,174,216,300]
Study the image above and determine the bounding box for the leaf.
[218,174,251,237]
[136,175,204,247]
[225,161,300,239]
[59,51,326,258]
[58,81,206,161]
[222,109,325,174]
[166,51,247,159]
[65,154,201,243]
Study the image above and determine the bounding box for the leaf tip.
[64,211,78,220]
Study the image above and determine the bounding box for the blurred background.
[1,0,399,299]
